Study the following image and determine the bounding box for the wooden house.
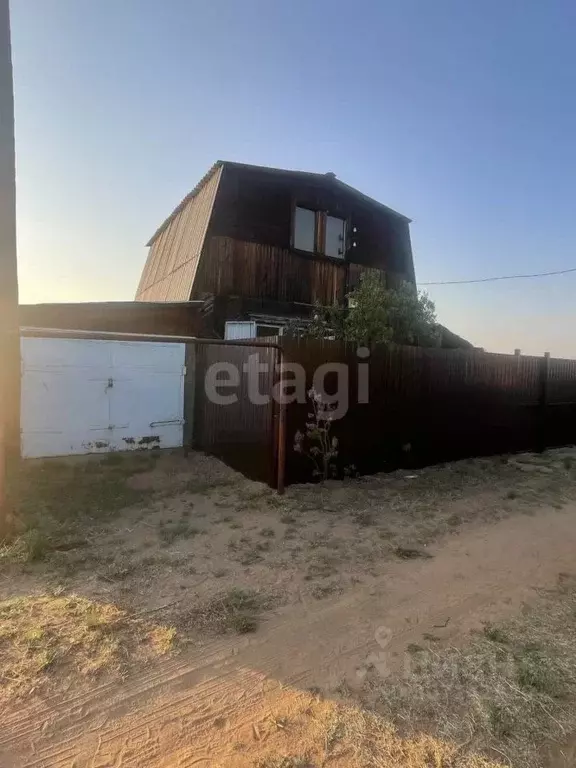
[136,161,417,339]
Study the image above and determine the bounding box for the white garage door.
[21,337,186,458]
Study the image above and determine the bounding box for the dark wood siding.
[207,164,414,278]
[209,165,293,249]
[20,302,207,337]
[136,161,415,313]
[193,236,404,306]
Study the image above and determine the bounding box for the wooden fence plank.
[193,342,277,486]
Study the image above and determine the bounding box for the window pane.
[256,324,280,338]
[224,321,256,340]
[294,207,316,252]
[325,215,346,259]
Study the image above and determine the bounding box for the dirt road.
[3,504,576,767]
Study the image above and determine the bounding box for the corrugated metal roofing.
[136,165,223,302]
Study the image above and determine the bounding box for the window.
[256,324,283,338]
[325,215,346,259]
[293,206,316,252]
[224,320,285,340]
[224,321,256,340]
[293,206,346,259]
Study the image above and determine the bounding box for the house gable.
[136,164,223,301]
[136,161,416,306]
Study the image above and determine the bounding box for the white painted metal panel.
[109,342,185,451]
[21,339,111,458]
[21,337,111,371]
[224,321,256,340]
[109,341,185,371]
[21,338,185,458]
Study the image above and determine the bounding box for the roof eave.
[332,178,412,223]
[218,160,412,222]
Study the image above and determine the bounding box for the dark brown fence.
[190,338,576,487]
[192,342,278,485]
[282,340,576,484]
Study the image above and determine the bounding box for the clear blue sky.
[10,0,576,356]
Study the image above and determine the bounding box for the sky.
[9,0,576,356]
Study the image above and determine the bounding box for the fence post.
[536,352,550,452]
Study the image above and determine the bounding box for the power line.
[420,266,576,286]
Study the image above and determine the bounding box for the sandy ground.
[4,449,574,628]
[3,498,576,767]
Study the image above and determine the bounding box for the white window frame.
[256,323,285,338]
[325,214,347,259]
[224,321,256,340]
[293,205,347,259]
[293,206,316,253]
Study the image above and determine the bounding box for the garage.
[20,337,186,458]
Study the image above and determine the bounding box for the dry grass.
[359,574,576,768]
[176,587,273,635]
[0,593,176,702]
[1,453,157,563]
[219,687,505,767]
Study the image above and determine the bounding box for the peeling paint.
[138,435,161,445]
[79,436,164,454]
[81,440,111,451]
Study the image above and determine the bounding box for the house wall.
[194,235,393,308]
[135,162,415,319]
[209,165,414,276]
[20,301,208,337]
[192,164,415,309]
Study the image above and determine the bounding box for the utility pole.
[0,0,19,534]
